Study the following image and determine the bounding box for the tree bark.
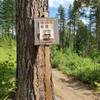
[16,0,54,100]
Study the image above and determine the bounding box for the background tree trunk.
[16,0,54,100]
[96,5,100,51]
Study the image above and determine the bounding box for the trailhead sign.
[34,18,59,100]
[34,18,59,45]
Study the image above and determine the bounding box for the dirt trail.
[52,69,100,100]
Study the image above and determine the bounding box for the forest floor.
[52,69,100,100]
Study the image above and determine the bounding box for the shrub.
[51,46,100,87]
[0,56,16,99]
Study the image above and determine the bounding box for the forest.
[0,0,100,99]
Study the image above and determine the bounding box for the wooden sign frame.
[34,18,59,45]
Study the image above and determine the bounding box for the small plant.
[0,56,16,99]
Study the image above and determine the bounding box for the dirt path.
[52,69,100,100]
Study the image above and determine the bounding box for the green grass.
[0,36,16,61]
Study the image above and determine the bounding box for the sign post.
[45,46,52,100]
[34,17,59,100]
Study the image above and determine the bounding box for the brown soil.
[52,69,100,100]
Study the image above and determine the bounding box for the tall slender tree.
[67,5,74,49]
[58,5,65,47]
[95,1,100,51]
[67,3,80,50]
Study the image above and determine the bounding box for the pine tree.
[16,0,54,99]
[0,0,15,34]
[75,0,100,51]
[58,5,65,47]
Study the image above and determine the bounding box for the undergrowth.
[0,35,16,99]
[0,55,16,99]
[51,46,100,90]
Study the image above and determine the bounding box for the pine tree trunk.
[16,0,54,100]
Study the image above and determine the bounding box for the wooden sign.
[34,18,59,45]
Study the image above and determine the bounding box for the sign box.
[34,18,59,45]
